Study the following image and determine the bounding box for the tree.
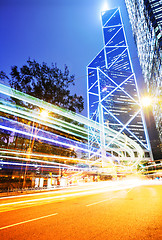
[0,60,85,154]
[1,59,84,113]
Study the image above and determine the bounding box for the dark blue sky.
[0,0,144,116]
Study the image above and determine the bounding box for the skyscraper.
[87,8,152,161]
[125,0,162,144]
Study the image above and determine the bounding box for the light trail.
[0,83,143,149]
[0,101,88,139]
[0,148,136,171]
[0,180,145,210]
[1,161,70,170]
[1,158,111,173]
[0,115,91,152]
[0,116,136,169]
[0,101,142,159]
[0,83,145,172]
[0,118,142,168]
[0,122,93,155]
[0,155,78,169]
[0,149,101,166]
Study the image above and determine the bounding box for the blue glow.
[87,8,151,158]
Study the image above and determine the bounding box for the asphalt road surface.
[0,180,162,240]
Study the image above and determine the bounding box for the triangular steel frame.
[87,8,151,161]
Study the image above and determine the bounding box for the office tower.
[125,0,162,144]
[87,8,152,161]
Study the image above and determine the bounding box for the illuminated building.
[87,8,152,161]
[125,0,162,143]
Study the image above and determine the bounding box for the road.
[0,180,162,240]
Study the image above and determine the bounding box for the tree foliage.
[2,59,84,113]
[0,60,85,156]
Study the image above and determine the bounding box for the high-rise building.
[87,8,152,162]
[125,0,162,144]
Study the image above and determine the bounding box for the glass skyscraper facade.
[87,8,151,160]
[125,0,162,144]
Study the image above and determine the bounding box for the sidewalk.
[0,186,64,198]
[0,182,88,198]
[0,181,102,198]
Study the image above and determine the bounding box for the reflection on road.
[0,179,160,213]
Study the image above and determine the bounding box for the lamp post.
[140,95,154,162]
[23,109,49,188]
[141,96,153,108]
[30,109,49,153]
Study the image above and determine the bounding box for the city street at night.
[0,0,161,239]
[0,180,162,240]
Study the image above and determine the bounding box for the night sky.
[0,0,144,116]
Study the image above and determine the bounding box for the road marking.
[86,186,136,207]
[0,189,114,207]
[0,213,58,230]
[86,196,117,207]
[0,183,141,213]
[0,181,144,200]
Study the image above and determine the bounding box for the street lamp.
[140,95,154,162]
[40,109,49,119]
[141,96,153,107]
[23,109,49,188]
[29,109,49,152]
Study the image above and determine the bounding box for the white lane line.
[86,196,117,207]
[86,185,137,207]
[0,213,58,230]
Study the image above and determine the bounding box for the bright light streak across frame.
[0,113,143,164]
[0,161,90,171]
[0,82,145,170]
[0,149,100,165]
